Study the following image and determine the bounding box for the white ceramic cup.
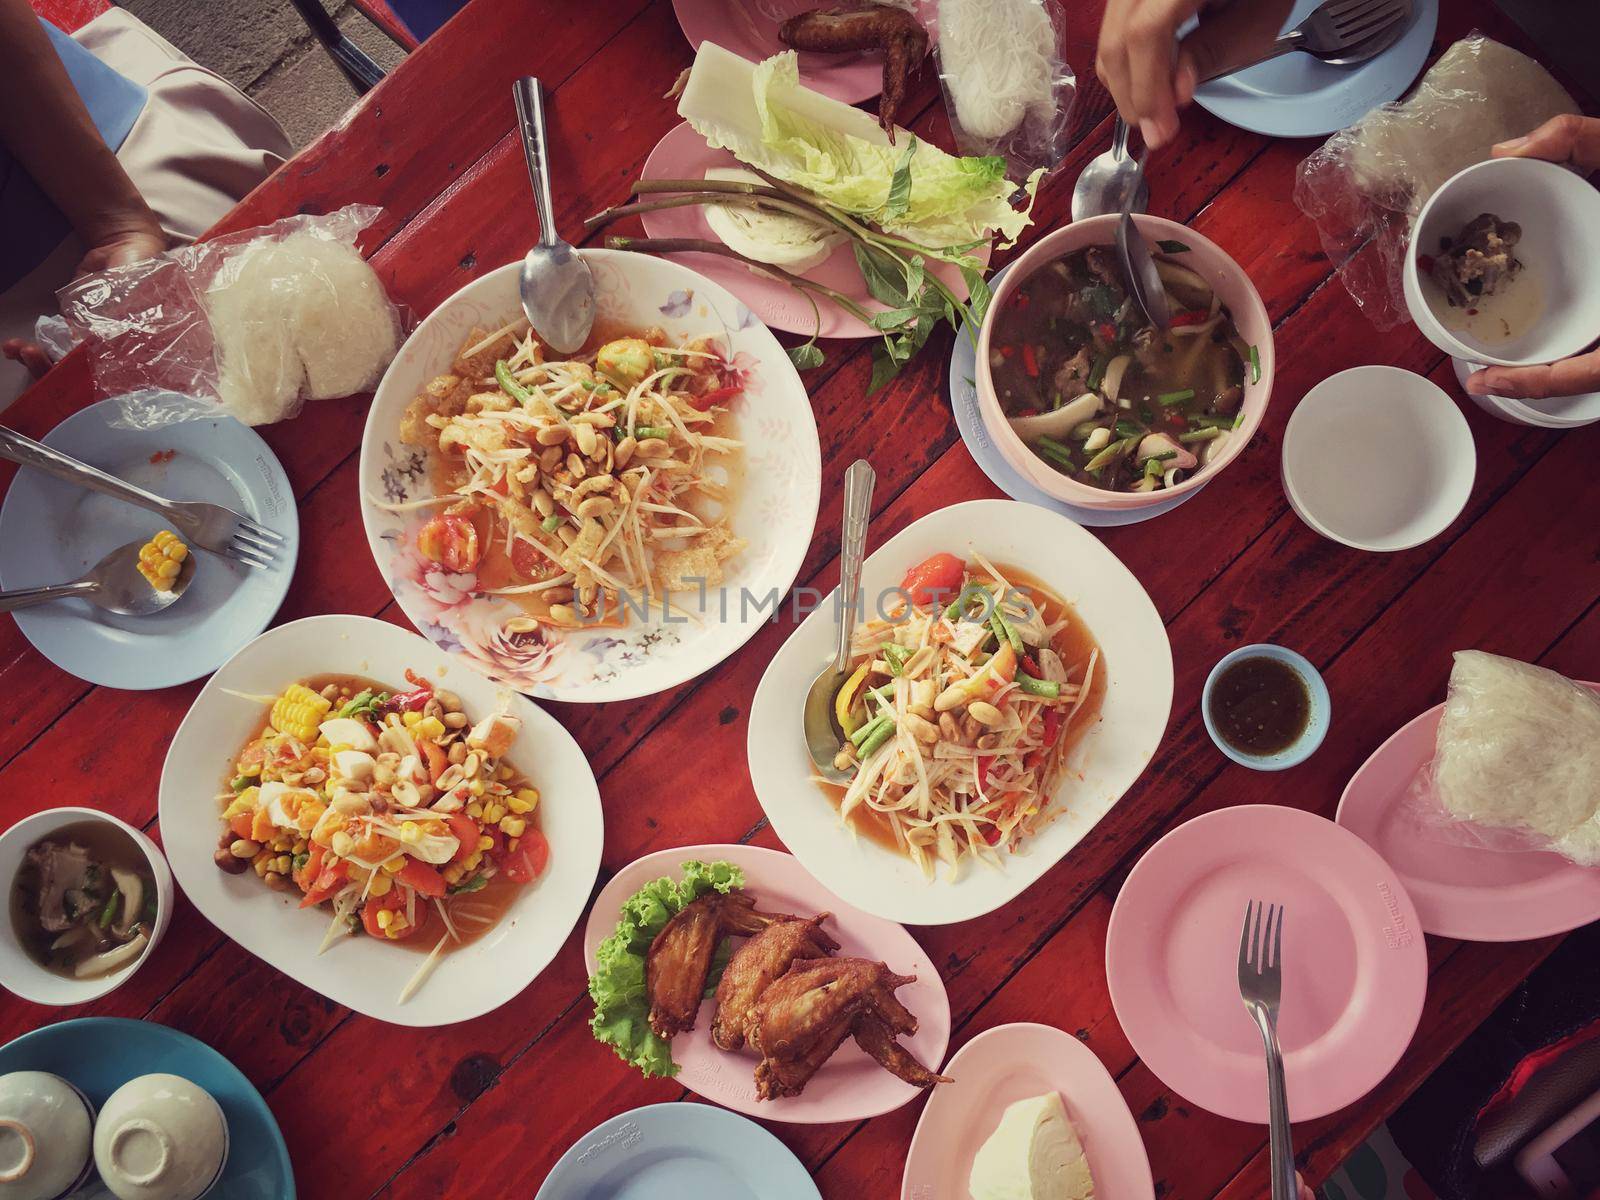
[1281,365,1476,552]
[1404,157,1600,367]
[0,808,174,1006]
[93,1074,228,1200]
[1451,357,1600,429]
[0,1071,94,1200]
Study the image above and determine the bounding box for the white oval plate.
[581,843,951,1123]
[747,499,1173,925]
[157,615,603,1025]
[358,250,821,703]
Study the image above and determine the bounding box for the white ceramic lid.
[0,1071,93,1200]
[94,1075,227,1200]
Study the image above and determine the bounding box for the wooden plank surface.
[3,0,1598,1197]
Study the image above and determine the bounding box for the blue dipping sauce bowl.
[1202,644,1330,771]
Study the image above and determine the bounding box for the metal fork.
[1238,900,1297,1200]
[0,425,285,570]
[1201,0,1412,81]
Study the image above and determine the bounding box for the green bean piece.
[849,713,893,748]
[882,644,911,676]
[1084,436,1137,473]
[494,360,533,406]
[98,891,120,928]
[1249,344,1261,384]
[1158,388,1196,406]
[540,514,563,533]
[1115,419,1143,439]
[858,719,897,758]
[634,425,672,440]
[990,608,1025,658]
[1016,673,1060,698]
[1179,428,1223,443]
[944,581,993,621]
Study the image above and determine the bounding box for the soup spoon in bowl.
[0,538,195,615]
[803,459,876,784]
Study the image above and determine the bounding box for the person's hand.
[1095,0,1294,149]
[1464,113,1600,400]
[73,220,168,278]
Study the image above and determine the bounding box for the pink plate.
[1336,685,1600,943]
[640,121,989,339]
[901,1022,1153,1200]
[1106,805,1427,1123]
[581,843,951,1124]
[670,0,885,104]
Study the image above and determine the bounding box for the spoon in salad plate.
[0,538,195,616]
[513,76,595,355]
[804,459,876,784]
[1072,116,1148,222]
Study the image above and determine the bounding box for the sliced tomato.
[293,845,324,893]
[235,739,267,773]
[416,513,481,572]
[976,755,994,792]
[900,552,965,609]
[444,814,480,864]
[395,858,447,898]
[298,856,347,908]
[1021,344,1039,378]
[510,538,551,580]
[360,890,417,940]
[1169,310,1208,328]
[420,738,449,785]
[499,827,549,884]
[228,812,255,840]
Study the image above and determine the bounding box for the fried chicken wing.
[711,914,840,1051]
[748,957,946,1100]
[777,3,928,140]
[645,891,779,1039]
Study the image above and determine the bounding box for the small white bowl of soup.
[0,808,173,1006]
[977,215,1274,511]
[1403,156,1600,368]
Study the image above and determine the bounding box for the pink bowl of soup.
[976,216,1274,510]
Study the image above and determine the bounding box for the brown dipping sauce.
[1208,656,1311,756]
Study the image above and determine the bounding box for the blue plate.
[0,400,297,689]
[536,1103,820,1200]
[949,263,1203,528]
[1191,0,1438,139]
[0,1018,295,1200]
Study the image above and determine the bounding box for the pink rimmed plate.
[1336,685,1600,942]
[901,1022,1153,1200]
[581,842,951,1123]
[670,1,885,103]
[1106,804,1427,1123]
[640,121,989,339]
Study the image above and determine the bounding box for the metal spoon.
[512,76,595,355]
[1115,155,1171,331]
[1071,116,1148,222]
[803,459,876,784]
[0,539,195,615]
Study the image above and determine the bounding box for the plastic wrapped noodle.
[1294,35,1578,330]
[57,205,402,429]
[1408,651,1600,865]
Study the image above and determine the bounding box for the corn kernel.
[476,834,494,851]
[442,864,465,885]
[497,765,515,781]
[462,851,483,871]
[274,855,292,874]
[292,839,308,855]
[499,816,526,838]
[367,872,393,897]
[465,801,484,819]
[399,823,422,844]
[482,801,506,824]
[468,780,486,798]
[416,716,445,740]
[252,855,271,877]
[506,795,532,815]
[508,837,520,852]
[238,761,262,778]
[382,858,404,874]
[330,743,352,754]
[402,711,422,728]
[376,909,393,929]
[222,796,254,819]
[515,787,540,806]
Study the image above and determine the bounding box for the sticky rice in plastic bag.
[1408,651,1600,864]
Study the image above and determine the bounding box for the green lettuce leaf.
[687,52,1034,248]
[587,860,745,1078]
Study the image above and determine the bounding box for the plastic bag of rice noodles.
[1293,34,1579,330]
[57,204,402,429]
[1405,651,1600,864]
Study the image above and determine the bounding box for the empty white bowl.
[1282,366,1476,552]
[93,1074,228,1200]
[0,1071,94,1200]
[1404,157,1600,367]
[1451,357,1600,429]
[0,809,174,1007]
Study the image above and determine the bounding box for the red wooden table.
[3,2,1597,1196]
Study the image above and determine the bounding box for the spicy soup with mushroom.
[10,821,157,979]
[988,245,1255,493]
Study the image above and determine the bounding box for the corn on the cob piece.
[269,684,331,742]
[136,530,188,590]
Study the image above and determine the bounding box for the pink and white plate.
[1336,685,1600,943]
[640,121,988,339]
[901,1022,1153,1200]
[670,0,886,103]
[1106,804,1428,1123]
[581,843,951,1123]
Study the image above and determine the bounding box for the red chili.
[976,756,994,791]
[1010,291,1029,308]
[981,825,1003,845]
[1169,310,1208,327]
[998,345,1015,359]
[1097,322,1116,342]
[1021,344,1039,378]
[1041,708,1063,748]
[690,383,742,411]
[1021,654,1042,677]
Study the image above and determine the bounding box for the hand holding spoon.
[804,459,876,784]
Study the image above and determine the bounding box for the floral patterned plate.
[358,250,821,703]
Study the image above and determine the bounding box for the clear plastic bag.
[55,204,403,429]
[1293,35,1578,330]
[930,0,1075,182]
[1402,651,1600,865]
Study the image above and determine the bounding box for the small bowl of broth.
[1202,645,1330,771]
[1,808,173,1006]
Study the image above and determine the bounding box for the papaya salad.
[822,552,1104,879]
[215,674,550,1002]
[397,321,746,628]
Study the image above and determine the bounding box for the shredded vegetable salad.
[216,674,550,1002]
[823,551,1102,879]
[397,320,747,628]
